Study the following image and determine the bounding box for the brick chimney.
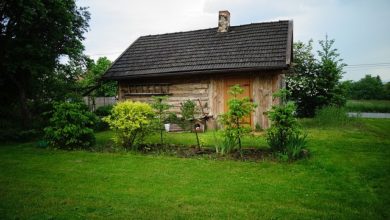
[217,10,230,32]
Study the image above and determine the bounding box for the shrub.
[103,100,155,150]
[180,100,201,150]
[94,105,114,131]
[44,102,97,149]
[0,128,41,142]
[266,89,307,161]
[94,105,113,117]
[164,112,180,124]
[285,132,308,160]
[151,96,170,145]
[219,85,257,154]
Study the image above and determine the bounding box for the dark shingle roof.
[103,20,293,79]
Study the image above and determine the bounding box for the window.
[122,83,171,96]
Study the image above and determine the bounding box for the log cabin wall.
[251,71,283,129]
[118,77,210,115]
[208,71,283,130]
[117,70,283,130]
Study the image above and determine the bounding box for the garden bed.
[138,144,272,161]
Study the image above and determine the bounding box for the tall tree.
[286,36,346,117]
[286,40,319,117]
[79,57,116,97]
[316,35,346,107]
[0,0,90,128]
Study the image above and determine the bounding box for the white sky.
[78,0,390,82]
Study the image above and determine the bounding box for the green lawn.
[95,130,268,149]
[0,119,389,219]
[346,99,390,113]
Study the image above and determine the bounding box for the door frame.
[223,76,253,127]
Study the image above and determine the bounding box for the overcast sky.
[78,0,390,82]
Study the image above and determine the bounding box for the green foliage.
[79,57,117,97]
[287,36,346,117]
[255,123,262,132]
[346,75,387,100]
[315,106,348,126]
[315,105,361,127]
[44,102,96,149]
[385,82,390,100]
[151,96,171,145]
[93,105,114,131]
[346,100,390,113]
[180,100,197,122]
[103,101,155,150]
[180,100,201,149]
[94,105,114,117]
[0,0,90,129]
[219,85,257,154]
[164,112,180,124]
[285,132,308,160]
[266,89,307,160]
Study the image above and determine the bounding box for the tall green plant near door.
[219,85,257,154]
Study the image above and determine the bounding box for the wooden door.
[224,77,252,126]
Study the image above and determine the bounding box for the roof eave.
[286,20,293,66]
[101,36,141,80]
[102,65,289,80]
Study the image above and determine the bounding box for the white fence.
[83,96,117,111]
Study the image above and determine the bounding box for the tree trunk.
[195,129,200,151]
[12,77,32,128]
[236,118,243,158]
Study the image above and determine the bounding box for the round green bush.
[103,100,155,150]
[44,102,97,149]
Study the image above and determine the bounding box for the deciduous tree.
[79,57,116,97]
[0,0,90,128]
[287,36,346,117]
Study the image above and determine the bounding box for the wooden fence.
[83,96,117,111]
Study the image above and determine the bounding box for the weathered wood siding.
[208,71,282,129]
[118,71,283,129]
[252,71,283,129]
[119,78,210,115]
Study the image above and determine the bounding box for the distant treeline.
[341,75,390,100]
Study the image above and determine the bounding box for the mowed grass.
[95,130,268,150]
[346,99,390,113]
[0,119,389,219]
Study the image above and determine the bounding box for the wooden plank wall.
[119,78,210,115]
[208,77,225,129]
[252,71,282,129]
[209,72,282,129]
[117,71,283,130]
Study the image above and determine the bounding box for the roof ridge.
[140,20,290,38]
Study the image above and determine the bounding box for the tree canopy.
[79,57,116,97]
[286,36,346,117]
[342,75,388,100]
[0,0,90,128]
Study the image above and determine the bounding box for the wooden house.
[102,11,293,129]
